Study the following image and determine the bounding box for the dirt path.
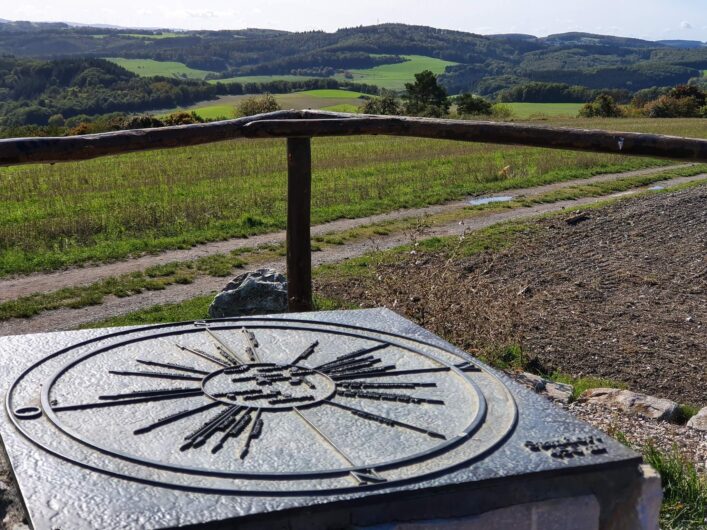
[0,163,693,303]
[1,172,703,336]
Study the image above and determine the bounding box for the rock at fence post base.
[208,268,287,318]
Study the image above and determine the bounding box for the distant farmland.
[108,55,456,91]
[160,89,370,119]
[334,55,457,90]
[505,102,584,118]
[3,116,704,276]
[210,75,319,84]
[105,58,215,79]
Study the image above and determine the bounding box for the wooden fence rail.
[1,110,706,311]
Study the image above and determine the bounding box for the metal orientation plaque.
[0,309,641,529]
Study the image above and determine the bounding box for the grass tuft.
[643,443,707,530]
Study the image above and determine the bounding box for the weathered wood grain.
[1,110,706,166]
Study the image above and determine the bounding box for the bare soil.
[318,185,707,406]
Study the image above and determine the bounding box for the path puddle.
[469,195,514,206]
[648,185,665,191]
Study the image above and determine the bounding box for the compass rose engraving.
[8,317,517,494]
[49,325,467,485]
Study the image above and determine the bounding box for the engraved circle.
[201,363,337,410]
[6,317,518,494]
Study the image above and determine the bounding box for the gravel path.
[0,164,692,303]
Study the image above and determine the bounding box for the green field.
[161,89,369,119]
[321,104,361,113]
[210,75,319,84]
[105,58,215,79]
[296,89,365,99]
[119,32,184,39]
[4,116,705,276]
[506,102,584,118]
[334,55,457,90]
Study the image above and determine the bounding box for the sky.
[3,0,706,41]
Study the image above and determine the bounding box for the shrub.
[491,103,515,120]
[360,89,402,115]
[578,94,624,118]
[123,114,165,129]
[235,94,281,117]
[163,111,205,126]
[644,95,703,118]
[456,93,493,116]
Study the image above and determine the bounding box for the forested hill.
[0,20,706,102]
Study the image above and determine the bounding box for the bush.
[456,93,493,116]
[359,89,402,115]
[235,94,281,117]
[578,94,624,118]
[123,114,165,129]
[491,103,515,120]
[163,111,205,126]
[47,114,65,127]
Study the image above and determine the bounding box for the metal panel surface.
[0,309,640,529]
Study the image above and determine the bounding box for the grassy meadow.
[105,58,215,79]
[333,55,457,90]
[210,75,319,84]
[160,89,370,119]
[505,102,584,118]
[6,117,707,276]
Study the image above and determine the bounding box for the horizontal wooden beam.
[242,116,707,163]
[0,110,706,166]
[0,110,305,167]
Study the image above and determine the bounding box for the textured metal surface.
[0,309,640,529]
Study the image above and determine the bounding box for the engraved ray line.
[205,328,246,366]
[136,359,209,375]
[337,382,437,389]
[240,409,263,459]
[212,410,252,454]
[181,405,243,451]
[241,328,261,363]
[109,370,202,382]
[332,366,450,381]
[324,401,446,439]
[134,401,222,435]
[99,387,202,400]
[324,358,382,375]
[293,408,386,485]
[328,365,397,380]
[319,355,378,373]
[336,389,444,405]
[313,343,389,370]
[289,340,319,366]
[177,344,228,367]
[52,390,203,412]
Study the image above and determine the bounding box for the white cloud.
[681,21,692,29]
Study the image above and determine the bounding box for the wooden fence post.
[286,137,313,312]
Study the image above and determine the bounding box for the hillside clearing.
[333,55,457,90]
[104,57,215,79]
[505,102,584,117]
